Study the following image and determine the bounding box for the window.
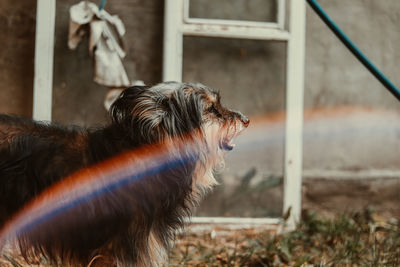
[163,0,306,229]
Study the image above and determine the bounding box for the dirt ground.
[302,177,400,220]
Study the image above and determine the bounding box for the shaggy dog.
[0,82,249,266]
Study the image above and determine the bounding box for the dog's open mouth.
[221,138,235,151]
[219,119,249,151]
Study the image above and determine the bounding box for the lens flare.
[0,138,198,246]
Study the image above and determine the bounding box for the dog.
[0,82,249,266]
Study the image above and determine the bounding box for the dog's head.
[110,82,249,191]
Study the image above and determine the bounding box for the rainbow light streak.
[0,140,197,246]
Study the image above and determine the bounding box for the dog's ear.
[110,86,172,142]
[110,86,150,125]
[160,87,204,137]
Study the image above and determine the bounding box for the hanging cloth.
[68,1,130,87]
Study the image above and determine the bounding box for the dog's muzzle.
[221,114,250,151]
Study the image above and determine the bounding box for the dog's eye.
[208,105,222,118]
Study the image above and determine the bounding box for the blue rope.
[99,0,106,11]
[307,0,400,102]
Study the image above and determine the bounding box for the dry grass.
[1,209,399,266]
[169,209,400,266]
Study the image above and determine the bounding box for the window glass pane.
[183,37,286,217]
[188,0,278,23]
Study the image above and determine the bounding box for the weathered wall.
[52,0,164,126]
[304,0,400,172]
[0,1,36,117]
[3,0,400,119]
[0,0,164,125]
[306,0,400,109]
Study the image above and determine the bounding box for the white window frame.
[163,0,305,230]
[183,0,285,29]
[33,0,56,121]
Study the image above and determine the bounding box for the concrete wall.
[0,1,36,117]
[0,0,164,125]
[304,0,400,172]
[52,0,164,126]
[306,0,400,109]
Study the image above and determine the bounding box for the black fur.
[0,82,249,266]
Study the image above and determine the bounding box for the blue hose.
[99,0,106,11]
[307,0,400,102]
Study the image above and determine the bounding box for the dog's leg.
[147,230,168,267]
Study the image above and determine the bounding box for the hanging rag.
[68,1,130,87]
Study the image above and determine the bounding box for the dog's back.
[0,114,87,225]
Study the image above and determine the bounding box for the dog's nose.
[241,115,250,128]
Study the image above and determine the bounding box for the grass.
[1,209,399,266]
[169,209,400,266]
